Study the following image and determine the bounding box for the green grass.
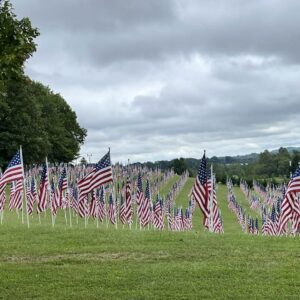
[0,184,299,299]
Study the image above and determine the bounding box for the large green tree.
[0,0,39,82]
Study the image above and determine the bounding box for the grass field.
[0,183,299,299]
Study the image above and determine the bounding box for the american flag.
[71,186,79,214]
[125,178,132,224]
[263,204,278,236]
[207,173,223,233]
[9,182,15,210]
[0,184,6,212]
[26,180,34,215]
[119,195,127,225]
[141,180,151,227]
[30,177,37,204]
[153,198,164,230]
[89,190,97,218]
[78,151,113,200]
[184,208,193,230]
[192,153,209,228]
[52,167,68,215]
[108,193,116,225]
[278,166,300,234]
[78,196,88,218]
[292,195,300,234]
[136,174,144,222]
[9,180,23,210]
[166,206,173,230]
[0,151,24,186]
[97,187,106,222]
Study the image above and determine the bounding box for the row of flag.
[227,182,259,235]
[0,148,202,232]
[227,165,300,236]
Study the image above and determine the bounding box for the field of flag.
[0,149,299,299]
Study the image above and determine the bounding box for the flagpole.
[44,157,49,222]
[209,164,214,233]
[84,197,87,229]
[113,184,118,230]
[68,188,72,228]
[105,190,108,228]
[20,146,29,228]
[46,157,54,227]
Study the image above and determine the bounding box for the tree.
[0,79,86,165]
[171,158,187,175]
[0,0,39,82]
[80,157,87,165]
[291,151,300,174]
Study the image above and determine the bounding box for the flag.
[141,180,151,226]
[0,184,6,212]
[125,178,132,224]
[98,187,106,222]
[108,193,116,225]
[0,151,24,186]
[9,180,23,210]
[78,151,113,200]
[119,195,126,225]
[89,190,97,218]
[52,167,67,215]
[37,163,49,213]
[71,186,79,214]
[264,204,278,236]
[136,173,144,222]
[192,153,209,227]
[278,166,300,234]
[26,180,34,215]
[153,198,164,230]
[207,173,223,233]
[78,196,88,218]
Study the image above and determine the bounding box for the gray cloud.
[11,0,300,162]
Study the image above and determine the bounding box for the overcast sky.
[12,0,300,163]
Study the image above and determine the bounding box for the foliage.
[0,79,86,165]
[0,0,39,82]
[138,147,300,184]
[170,157,187,175]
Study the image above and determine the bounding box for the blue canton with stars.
[95,151,111,171]
[137,173,143,191]
[40,164,48,183]
[8,151,21,168]
[292,165,300,178]
[145,180,150,199]
[197,153,207,185]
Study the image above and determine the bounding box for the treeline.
[0,0,86,166]
[141,147,300,186]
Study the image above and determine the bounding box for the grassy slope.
[0,183,299,299]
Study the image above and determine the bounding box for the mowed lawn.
[0,183,299,299]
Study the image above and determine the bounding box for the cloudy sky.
[12,0,300,162]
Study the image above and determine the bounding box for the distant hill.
[135,146,300,178]
[270,147,300,154]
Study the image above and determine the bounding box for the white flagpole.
[209,164,214,233]
[113,184,118,230]
[68,189,72,228]
[84,197,87,229]
[20,146,29,228]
